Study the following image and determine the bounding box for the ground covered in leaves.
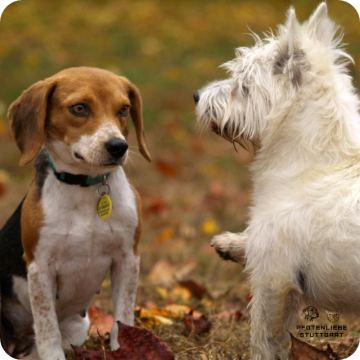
[1,0,360,359]
[1,130,359,359]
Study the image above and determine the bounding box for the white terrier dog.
[195,3,360,359]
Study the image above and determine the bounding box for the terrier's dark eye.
[242,84,249,95]
[119,105,130,117]
[69,104,89,116]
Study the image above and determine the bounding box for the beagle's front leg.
[110,251,140,350]
[27,262,65,360]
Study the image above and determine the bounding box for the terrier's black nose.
[105,139,128,159]
[193,91,200,105]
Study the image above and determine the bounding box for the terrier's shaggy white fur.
[196,3,360,359]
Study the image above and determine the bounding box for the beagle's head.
[8,67,151,175]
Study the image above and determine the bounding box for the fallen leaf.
[170,285,191,303]
[155,159,180,177]
[164,304,203,319]
[0,169,9,197]
[148,259,195,286]
[152,315,173,326]
[178,279,211,299]
[135,304,204,328]
[156,227,175,243]
[144,198,168,214]
[87,306,114,337]
[289,333,339,360]
[183,310,211,336]
[135,307,174,328]
[142,301,158,310]
[201,219,219,235]
[155,286,168,299]
[148,260,175,286]
[72,321,174,359]
[214,309,247,321]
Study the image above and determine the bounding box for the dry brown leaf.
[289,333,339,360]
[178,279,211,299]
[72,321,174,359]
[214,309,246,321]
[87,306,114,337]
[183,310,211,336]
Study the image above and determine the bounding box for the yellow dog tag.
[98,193,112,220]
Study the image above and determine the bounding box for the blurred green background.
[1,0,360,129]
[0,1,360,358]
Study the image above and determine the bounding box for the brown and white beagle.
[0,67,151,360]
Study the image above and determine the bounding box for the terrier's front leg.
[27,262,65,360]
[250,281,302,360]
[110,251,140,350]
[211,229,248,266]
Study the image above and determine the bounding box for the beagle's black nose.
[193,91,200,105]
[105,139,128,159]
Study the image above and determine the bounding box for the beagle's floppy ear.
[126,81,152,162]
[8,80,56,166]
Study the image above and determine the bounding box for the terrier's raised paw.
[211,232,247,266]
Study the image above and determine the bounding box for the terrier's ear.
[337,308,342,315]
[286,7,301,53]
[307,3,335,46]
[274,7,305,88]
[325,309,330,314]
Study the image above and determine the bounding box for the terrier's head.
[194,3,353,150]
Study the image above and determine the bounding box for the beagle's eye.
[69,104,89,116]
[119,105,130,117]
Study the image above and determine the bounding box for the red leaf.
[146,198,168,214]
[155,160,180,177]
[289,333,339,360]
[72,321,174,360]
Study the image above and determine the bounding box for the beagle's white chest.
[34,167,138,316]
